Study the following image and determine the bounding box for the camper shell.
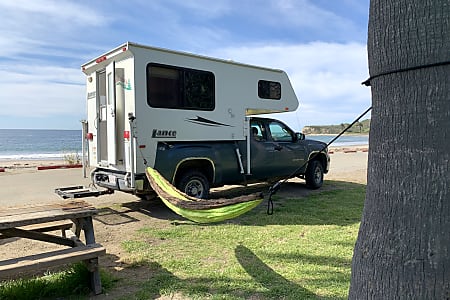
[81,42,329,198]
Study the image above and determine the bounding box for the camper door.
[105,61,117,164]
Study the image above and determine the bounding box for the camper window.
[147,63,215,111]
[258,80,281,100]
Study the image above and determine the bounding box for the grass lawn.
[121,181,365,299]
[0,181,365,299]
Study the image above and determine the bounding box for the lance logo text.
[152,129,177,138]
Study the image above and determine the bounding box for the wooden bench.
[0,243,105,278]
[0,200,105,295]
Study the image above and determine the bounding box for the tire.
[305,160,324,189]
[177,170,210,199]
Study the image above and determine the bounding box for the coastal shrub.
[63,152,80,165]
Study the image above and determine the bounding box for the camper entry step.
[55,186,113,199]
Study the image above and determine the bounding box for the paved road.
[0,168,136,207]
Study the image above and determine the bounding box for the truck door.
[249,120,274,179]
[105,61,117,164]
[266,120,307,176]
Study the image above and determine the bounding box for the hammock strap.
[267,181,281,215]
[267,194,274,215]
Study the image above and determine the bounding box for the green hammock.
[145,167,264,223]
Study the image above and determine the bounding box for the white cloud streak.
[0,65,84,117]
[209,42,371,127]
[0,0,109,59]
[162,0,232,18]
[271,0,354,29]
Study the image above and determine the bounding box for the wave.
[306,134,369,147]
[0,152,81,161]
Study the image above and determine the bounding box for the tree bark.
[349,1,450,299]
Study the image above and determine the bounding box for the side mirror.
[295,132,305,141]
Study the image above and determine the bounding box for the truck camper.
[80,42,329,199]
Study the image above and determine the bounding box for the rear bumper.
[91,168,146,193]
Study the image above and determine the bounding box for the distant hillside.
[303,119,370,134]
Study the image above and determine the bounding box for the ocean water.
[0,129,369,161]
[0,129,82,160]
[306,134,369,147]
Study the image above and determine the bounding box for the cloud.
[162,0,232,18]
[0,1,107,25]
[211,0,364,44]
[0,65,84,118]
[114,0,365,52]
[271,0,354,29]
[0,0,370,129]
[208,42,371,127]
[0,0,110,60]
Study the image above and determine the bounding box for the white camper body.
[81,42,299,194]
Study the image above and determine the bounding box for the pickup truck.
[153,117,330,198]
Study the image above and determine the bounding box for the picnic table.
[0,200,105,295]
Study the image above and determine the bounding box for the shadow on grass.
[235,244,340,299]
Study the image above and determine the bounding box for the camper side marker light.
[86,133,94,140]
[123,131,130,139]
[139,145,146,149]
[96,56,107,63]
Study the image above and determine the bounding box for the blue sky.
[0,0,370,130]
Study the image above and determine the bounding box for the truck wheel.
[178,171,210,199]
[305,160,324,189]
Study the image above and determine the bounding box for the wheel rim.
[185,179,204,198]
[314,166,322,183]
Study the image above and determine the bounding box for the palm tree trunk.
[349,1,450,299]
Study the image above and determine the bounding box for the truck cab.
[151,117,329,198]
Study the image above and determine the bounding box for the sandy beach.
[0,147,368,298]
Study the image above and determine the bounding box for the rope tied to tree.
[362,60,450,86]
